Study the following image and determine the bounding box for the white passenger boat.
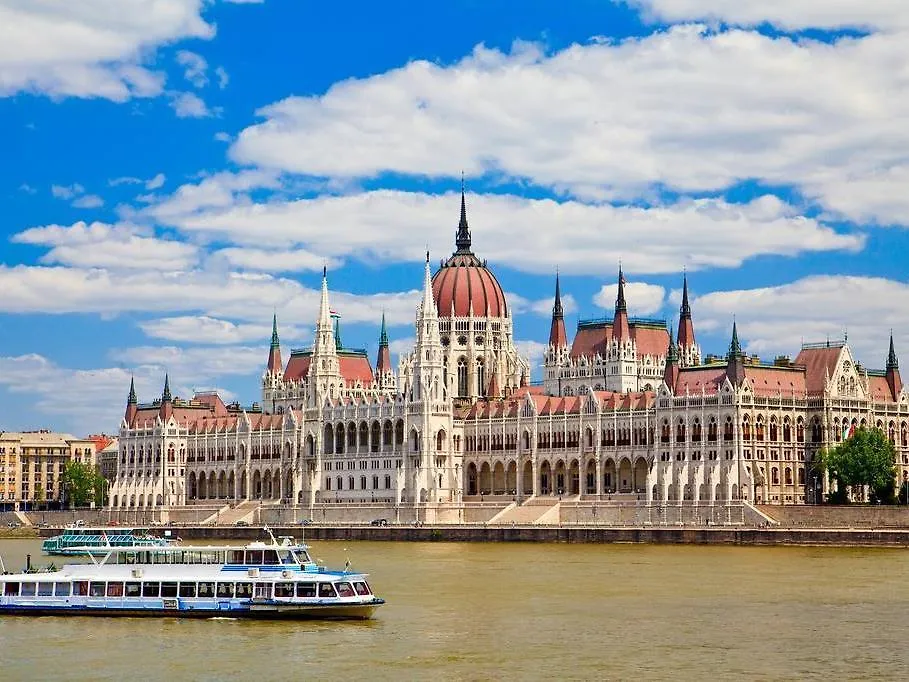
[0,531,384,620]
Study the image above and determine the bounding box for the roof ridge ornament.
[455,174,472,254]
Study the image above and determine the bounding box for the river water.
[0,538,907,680]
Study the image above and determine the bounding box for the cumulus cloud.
[623,0,909,31]
[72,194,104,209]
[692,275,909,365]
[215,66,229,89]
[170,91,211,118]
[508,292,579,317]
[228,29,909,226]
[145,173,166,191]
[176,49,208,88]
[593,281,667,316]
[12,221,198,271]
[139,315,308,345]
[0,0,214,101]
[150,188,860,275]
[515,340,548,373]
[209,247,339,273]
[51,184,85,200]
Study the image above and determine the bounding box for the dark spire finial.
[323,264,327,279]
[666,324,678,363]
[455,177,472,253]
[728,320,743,358]
[553,271,564,319]
[162,373,172,402]
[270,313,280,348]
[615,264,627,313]
[128,376,137,405]
[888,331,899,370]
[380,312,389,348]
[680,271,691,319]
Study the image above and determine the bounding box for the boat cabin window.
[296,582,316,598]
[178,583,196,598]
[274,582,294,598]
[4,582,19,596]
[228,550,245,565]
[216,583,235,598]
[55,583,72,597]
[336,582,355,597]
[161,582,178,598]
[263,550,279,565]
[142,582,160,598]
[89,582,105,597]
[74,581,88,596]
[198,582,215,598]
[235,582,253,598]
[38,582,54,597]
[318,583,337,598]
[247,550,263,565]
[254,583,271,599]
[354,582,371,596]
[20,583,36,596]
[125,583,141,597]
[107,583,124,597]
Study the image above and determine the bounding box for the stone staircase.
[213,501,260,526]
[490,497,561,525]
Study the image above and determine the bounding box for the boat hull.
[0,599,384,620]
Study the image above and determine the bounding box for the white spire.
[318,265,332,331]
[420,251,437,321]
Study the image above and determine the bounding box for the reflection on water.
[0,538,908,680]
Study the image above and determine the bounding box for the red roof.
[743,366,806,397]
[673,366,728,395]
[868,375,894,401]
[570,322,668,360]
[340,355,375,385]
[432,260,507,318]
[283,354,312,382]
[794,345,842,395]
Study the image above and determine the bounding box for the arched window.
[476,357,486,397]
[783,417,791,442]
[323,424,334,454]
[457,358,468,397]
[436,430,446,451]
[771,467,779,485]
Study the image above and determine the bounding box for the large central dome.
[431,191,508,319]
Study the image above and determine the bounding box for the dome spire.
[127,376,137,405]
[162,373,172,403]
[455,173,472,254]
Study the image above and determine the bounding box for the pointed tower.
[886,332,902,399]
[376,313,396,391]
[677,273,700,367]
[455,178,472,254]
[663,327,679,393]
[124,376,138,427]
[262,314,285,413]
[312,266,342,398]
[726,321,746,386]
[160,373,173,421]
[613,265,630,342]
[549,272,568,349]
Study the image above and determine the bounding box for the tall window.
[457,357,468,397]
[476,357,485,396]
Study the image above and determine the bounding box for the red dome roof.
[432,187,508,318]
[432,255,508,318]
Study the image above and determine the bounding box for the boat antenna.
[0,554,6,574]
[263,525,277,544]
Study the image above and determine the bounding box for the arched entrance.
[492,462,506,494]
[479,462,492,495]
[467,463,478,496]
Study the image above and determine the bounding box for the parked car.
[369,518,388,527]
[234,520,250,527]
[298,519,314,526]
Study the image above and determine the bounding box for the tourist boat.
[0,531,384,619]
[41,526,172,556]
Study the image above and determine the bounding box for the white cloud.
[508,292,579,317]
[51,183,85,200]
[0,0,214,101]
[624,1,909,31]
[18,183,36,194]
[109,176,142,187]
[176,49,208,88]
[209,247,340,273]
[214,131,232,142]
[153,189,860,275]
[215,66,229,89]
[145,173,166,190]
[139,315,308,345]
[229,29,909,225]
[113,345,266,381]
[593,281,666,316]
[72,194,104,209]
[0,264,422,326]
[389,337,415,358]
[170,91,211,118]
[515,340,548,372]
[12,221,198,271]
[692,275,909,365]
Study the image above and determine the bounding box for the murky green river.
[0,538,907,680]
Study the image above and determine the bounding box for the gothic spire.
[162,373,172,402]
[553,271,564,319]
[663,325,679,392]
[680,271,691,319]
[548,272,568,349]
[127,376,137,405]
[380,312,389,348]
[376,312,392,376]
[333,313,342,350]
[728,320,743,359]
[270,313,280,348]
[888,331,899,370]
[615,264,627,313]
[667,325,678,364]
[455,176,472,254]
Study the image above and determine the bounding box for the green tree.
[817,428,897,504]
[63,461,104,507]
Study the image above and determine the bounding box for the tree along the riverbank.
[817,428,897,504]
[62,461,107,507]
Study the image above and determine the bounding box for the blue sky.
[2,0,909,434]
